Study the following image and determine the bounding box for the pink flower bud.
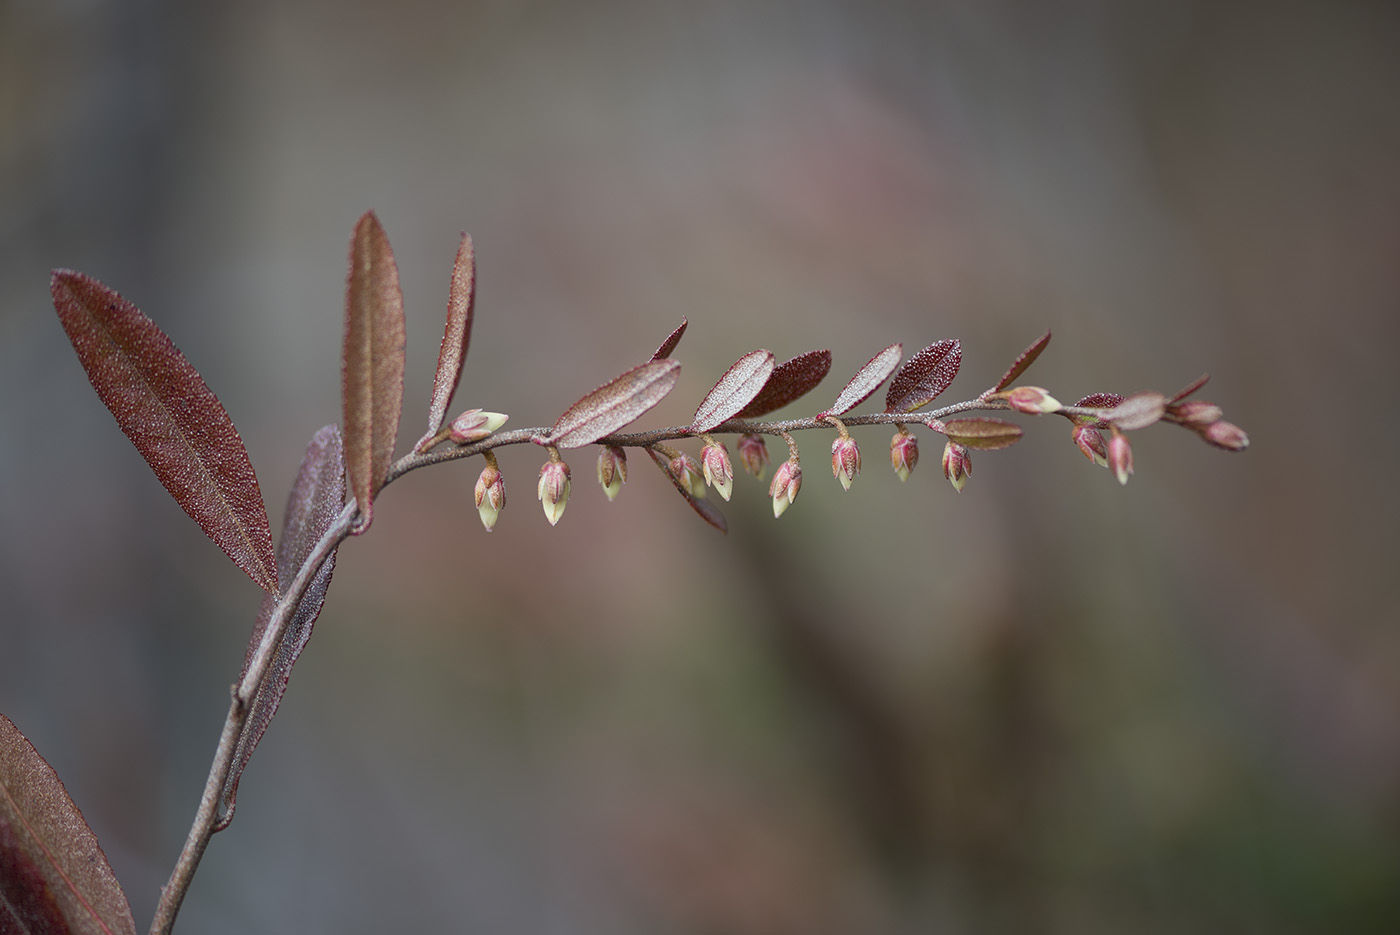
[474,462,506,531]
[737,433,770,480]
[1005,385,1062,415]
[941,440,971,492]
[448,409,509,443]
[830,435,860,491]
[769,459,802,518]
[1108,430,1133,485]
[537,459,572,525]
[1169,400,1223,427]
[669,453,707,499]
[890,430,919,482]
[700,442,735,501]
[596,446,627,501]
[1201,420,1249,451]
[1072,424,1109,467]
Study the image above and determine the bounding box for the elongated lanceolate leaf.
[51,271,279,593]
[736,350,832,418]
[1102,392,1166,431]
[651,318,687,361]
[885,339,961,413]
[1,714,136,935]
[550,360,681,448]
[218,425,346,830]
[941,418,1023,450]
[422,233,476,441]
[691,350,775,432]
[1169,374,1209,403]
[991,330,1051,393]
[647,448,727,533]
[342,212,406,531]
[825,343,902,416]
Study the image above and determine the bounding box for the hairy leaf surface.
[647,448,727,533]
[550,360,680,448]
[51,271,278,593]
[992,330,1051,393]
[420,233,475,444]
[736,350,831,418]
[885,339,961,413]
[1102,392,1166,431]
[218,425,346,830]
[342,212,406,531]
[826,343,902,416]
[651,318,687,361]
[691,350,775,432]
[0,714,136,935]
[941,418,1023,450]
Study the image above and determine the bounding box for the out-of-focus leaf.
[825,343,902,416]
[421,233,475,443]
[991,330,1051,393]
[736,350,832,418]
[550,360,681,448]
[1102,392,1166,431]
[651,318,687,361]
[885,339,961,413]
[217,425,346,831]
[691,350,775,432]
[341,212,406,532]
[0,714,136,935]
[647,448,727,533]
[941,418,1023,450]
[51,271,278,594]
[1169,374,1209,403]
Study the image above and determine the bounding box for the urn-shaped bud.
[474,462,506,531]
[669,453,707,499]
[1169,400,1223,427]
[1108,430,1134,485]
[890,430,919,482]
[769,459,802,518]
[737,433,770,480]
[700,442,735,501]
[941,441,972,492]
[831,435,861,491]
[1201,420,1249,451]
[596,446,627,501]
[1005,386,1063,415]
[449,409,510,443]
[1072,424,1109,467]
[537,459,572,525]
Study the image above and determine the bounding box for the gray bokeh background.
[2,1,1397,932]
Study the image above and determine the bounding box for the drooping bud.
[769,459,802,518]
[669,453,707,499]
[474,462,506,531]
[700,441,735,501]
[737,433,770,480]
[1072,424,1109,467]
[449,409,509,443]
[831,435,861,491]
[1108,429,1133,485]
[1200,420,1249,451]
[1005,385,1062,415]
[890,430,919,482]
[537,458,572,525]
[941,440,971,492]
[596,446,627,501]
[1169,400,1223,427]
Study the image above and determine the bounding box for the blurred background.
[2,0,1398,932]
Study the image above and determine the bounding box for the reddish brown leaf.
[51,271,278,594]
[1075,393,1124,409]
[647,448,727,533]
[341,212,406,532]
[736,350,832,418]
[217,425,346,830]
[1169,373,1210,403]
[691,350,775,432]
[826,343,902,416]
[550,360,681,448]
[651,318,687,361]
[885,339,961,413]
[1103,392,1167,431]
[421,233,475,442]
[0,714,136,935]
[940,418,1024,450]
[992,330,1051,393]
